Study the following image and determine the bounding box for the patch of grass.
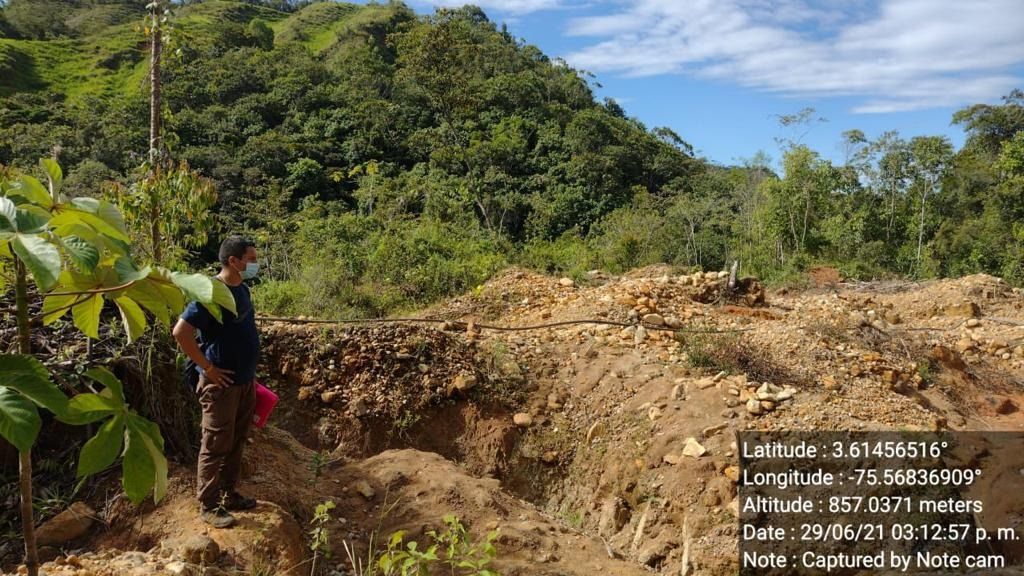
[177,0,288,28]
[562,509,584,529]
[916,358,937,388]
[272,1,360,51]
[389,409,422,442]
[65,3,146,37]
[408,335,431,358]
[676,329,805,386]
[677,330,742,373]
[33,483,72,519]
[806,319,852,344]
[307,450,328,482]
[0,22,148,100]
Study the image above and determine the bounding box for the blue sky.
[389,0,1024,167]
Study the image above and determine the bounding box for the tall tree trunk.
[149,6,162,166]
[149,2,163,265]
[801,186,811,248]
[787,209,797,256]
[886,180,896,242]
[688,220,698,267]
[14,258,39,576]
[150,184,161,265]
[916,184,929,273]
[19,451,36,576]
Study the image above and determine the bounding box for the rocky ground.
[10,266,1024,575]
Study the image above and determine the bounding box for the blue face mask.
[241,262,259,280]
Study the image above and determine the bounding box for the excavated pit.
[260,322,575,506]
[29,269,1023,576]
[255,319,755,574]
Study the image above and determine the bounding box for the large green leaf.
[77,414,124,478]
[83,367,125,405]
[15,205,50,233]
[122,424,155,505]
[125,281,169,326]
[0,354,68,415]
[96,201,127,236]
[72,294,104,339]
[0,196,18,233]
[60,393,120,425]
[123,414,167,504]
[156,281,186,317]
[0,387,41,452]
[40,158,62,197]
[49,210,129,243]
[8,176,52,209]
[171,273,225,323]
[170,272,214,302]
[90,261,122,289]
[12,234,61,291]
[211,279,238,316]
[69,198,128,236]
[70,197,100,213]
[61,236,99,273]
[57,267,98,292]
[114,296,147,343]
[114,257,152,284]
[41,294,78,325]
[103,235,131,257]
[51,221,99,244]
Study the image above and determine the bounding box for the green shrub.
[516,233,594,278]
[251,279,307,317]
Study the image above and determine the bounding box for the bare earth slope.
[29,267,1024,575]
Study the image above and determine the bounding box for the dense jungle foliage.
[2,0,1022,318]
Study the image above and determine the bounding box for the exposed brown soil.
[17,267,1024,575]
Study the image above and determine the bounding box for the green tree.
[908,136,954,275]
[873,133,913,245]
[952,89,1024,156]
[108,160,218,268]
[246,18,274,50]
[1,159,232,576]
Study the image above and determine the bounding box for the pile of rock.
[730,380,798,416]
[954,320,1023,361]
[26,548,226,576]
[261,323,480,420]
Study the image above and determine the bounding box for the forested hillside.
[1,0,1022,318]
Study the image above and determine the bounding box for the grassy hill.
[0,0,393,98]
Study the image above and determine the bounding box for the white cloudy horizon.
[415,0,1024,114]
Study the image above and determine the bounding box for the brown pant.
[196,376,256,509]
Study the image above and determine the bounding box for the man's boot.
[223,490,257,511]
[200,504,236,528]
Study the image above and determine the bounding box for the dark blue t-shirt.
[180,281,260,386]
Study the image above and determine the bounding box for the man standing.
[172,236,261,528]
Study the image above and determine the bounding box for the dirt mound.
[338,449,651,576]
[60,426,648,576]
[263,323,482,420]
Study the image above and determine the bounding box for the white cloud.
[563,0,1024,113]
[413,0,564,15]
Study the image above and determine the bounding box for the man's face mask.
[241,261,260,280]
[233,257,259,279]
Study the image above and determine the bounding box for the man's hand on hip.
[204,364,235,388]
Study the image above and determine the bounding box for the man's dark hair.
[218,236,256,267]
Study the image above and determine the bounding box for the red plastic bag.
[252,380,278,428]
